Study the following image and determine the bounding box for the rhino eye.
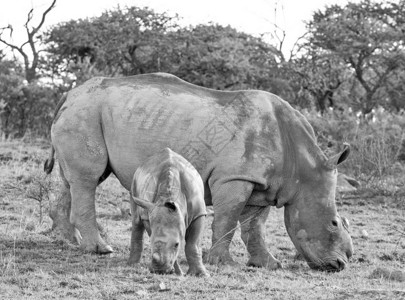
[174,242,179,249]
[331,220,338,227]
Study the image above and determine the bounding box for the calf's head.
[283,144,353,272]
[132,197,186,274]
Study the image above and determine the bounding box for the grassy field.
[1,140,404,299]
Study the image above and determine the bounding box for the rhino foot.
[80,239,114,254]
[128,254,142,266]
[127,259,140,266]
[205,248,238,266]
[247,255,282,270]
[187,266,210,277]
[95,244,114,255]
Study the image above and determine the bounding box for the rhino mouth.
[308,256,347,272]
[299,242,348,272]
[150,266,175,275]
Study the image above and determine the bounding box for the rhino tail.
[44,93,68,174]
[44,146,55,174]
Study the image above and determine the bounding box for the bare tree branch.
[29,0,57,37]
[289,32,308,60]
[0,0,57,82]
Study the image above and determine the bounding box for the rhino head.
[282,144,353,272]
[131,197,186,274]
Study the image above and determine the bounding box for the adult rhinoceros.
[45,73,353,271]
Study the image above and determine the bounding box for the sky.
[0,0,352,56]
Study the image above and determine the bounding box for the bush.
[0,79,57,139]
[303,108,405,183]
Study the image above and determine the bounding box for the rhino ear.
[131,195,155,211]
[326,143,350,169]
[164,201,177,212]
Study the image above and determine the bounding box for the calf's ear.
[326,143,350,169]
[164,201,177,212]
[131,195,155,211]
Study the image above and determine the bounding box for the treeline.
[0,0,404,140]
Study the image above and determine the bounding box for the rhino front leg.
[207,180,254,266]
[185,216,209,277]
[239,205,281,270]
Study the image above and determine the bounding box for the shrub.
[303,107,405,183]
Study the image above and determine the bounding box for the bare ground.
[1,140,404,299]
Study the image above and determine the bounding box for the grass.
[1,139,404,299]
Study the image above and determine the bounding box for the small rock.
[370,267,405,282]
[158,282,170,291]
[149,282,171,292]
[360,229,369,239]
[136,290,148,296]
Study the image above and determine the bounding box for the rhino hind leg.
[207,180,254,266]
[49,165,80,243]
[239,205,281,270]
[66,172,113,254]
[54,131,113,254]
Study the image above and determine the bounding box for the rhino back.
[89,74,280,188]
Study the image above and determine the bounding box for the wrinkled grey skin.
[45,73,353,272]
[128,148,208,276]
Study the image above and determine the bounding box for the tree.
[0,0,56,83]
[43,6,178,86]
[0,52,55,138]
[291,49,348,112]
[0,53,24,138]
[165,24,279,91]
[0,0,57,138]
[306,0,405,113]
[44,7,288,98]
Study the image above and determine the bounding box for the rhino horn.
[326,143,350,169]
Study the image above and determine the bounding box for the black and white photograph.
[0,0,404,299]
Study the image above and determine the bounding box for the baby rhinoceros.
[128,148,209,277]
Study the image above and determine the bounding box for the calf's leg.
[185,216,209,277]
[128,202,145,265]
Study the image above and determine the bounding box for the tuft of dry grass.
[1,140,405,299]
